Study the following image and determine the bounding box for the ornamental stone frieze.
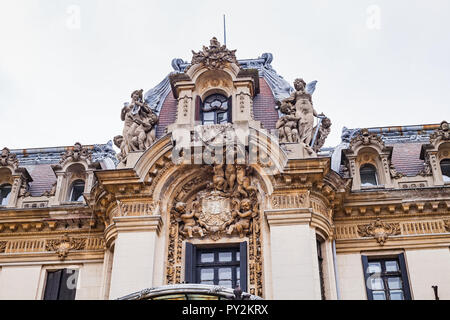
[357,218,401,245]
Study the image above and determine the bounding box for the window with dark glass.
[201,94,230,125]
[362,254,411,300]
[185,242,247,292]
[360,164,378,187]
[0,184,12,206]
[316,239,326,300]
[441,159,450,182]
[69,180,85,202]
[43,269,78,300]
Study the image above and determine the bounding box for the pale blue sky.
[0,0,449,149]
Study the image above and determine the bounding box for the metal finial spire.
[223,14,227,46]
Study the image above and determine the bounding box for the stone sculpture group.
[114,89,159,163]
[276,78,331,152]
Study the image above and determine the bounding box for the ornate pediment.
[429,120,449,146]
[54,142,95,170]
[188,37,238,71]
[348,128,386,154]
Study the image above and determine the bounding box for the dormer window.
[69,180,85,202]
[201,94,230,125]
[0,184,12,206]
[441,159,450,183]
[360,164,378,187]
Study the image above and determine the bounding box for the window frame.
[200,94,232,125]
[360,163,378,187]
[43,268,79,300]
[316,238,326,300]
[185,242,247,292]
[0,183,12,206]
[362,253,412,300]
[440,158,450,183]
[68,179,85,202]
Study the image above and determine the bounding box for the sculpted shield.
[198,193,232,238]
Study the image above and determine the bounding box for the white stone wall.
[405,248,450,300]
[336,253,367,300]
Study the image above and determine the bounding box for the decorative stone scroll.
[430,120,449,145]
[357,218,400,245]
[0,147,18,169]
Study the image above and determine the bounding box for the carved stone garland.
[165,163,264,296]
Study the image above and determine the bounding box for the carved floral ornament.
[45,233,86,260]
[188,37,238,71]
[357,218,400,245]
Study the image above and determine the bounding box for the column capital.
[105,215,162,247]
[265,208,312,227]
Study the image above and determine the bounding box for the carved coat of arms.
[172,163,259,241]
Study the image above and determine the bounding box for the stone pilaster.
[107,215,162,299]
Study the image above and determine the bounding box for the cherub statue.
[212,163,227,192]
[276,102,300,143]
[227,198,253,238]
[225,164,236,192]
[173,202,204,238]
[236,165,257,198]
[113,135,127,163]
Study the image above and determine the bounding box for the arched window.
[0,184,12,206]
[360,164,378,187]
[441,159,450,182]
[201,94,230,125]
[69,180,85,202]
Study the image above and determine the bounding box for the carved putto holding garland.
[189,37,238,70]
[171,163,259,241]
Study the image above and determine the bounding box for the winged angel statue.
[276,79,331,153]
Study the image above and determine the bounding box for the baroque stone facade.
[0,38,449,301]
